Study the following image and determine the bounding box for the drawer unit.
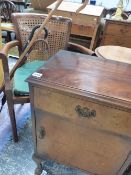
[101,19,131,48]
[71,24,95,37]
[47,1,104,49]
[34,87,131,138]
[27,50,131,175]
[35,108,131,175]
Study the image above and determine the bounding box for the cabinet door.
[35,108,131,175]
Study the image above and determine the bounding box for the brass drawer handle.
[75,105,96,118]
[38,127,46,139]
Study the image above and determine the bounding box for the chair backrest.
[11,13,72,61]
[0,0,17,22]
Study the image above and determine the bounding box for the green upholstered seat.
[13,60,46,96]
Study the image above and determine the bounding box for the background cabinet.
[101,19,131,48]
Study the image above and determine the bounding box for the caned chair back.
[11,13,72,61]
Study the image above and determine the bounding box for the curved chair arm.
[0,40,21,92]
[67,42,96,56]
[0,40,20,56]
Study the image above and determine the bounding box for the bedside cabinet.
[27,50,131,175]
[101,19,131,48]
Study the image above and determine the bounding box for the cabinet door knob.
[38,127,46,139]
[75,105,96,118]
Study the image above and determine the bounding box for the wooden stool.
[95,45,131,64]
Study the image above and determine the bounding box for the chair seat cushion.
[13,60,46,96]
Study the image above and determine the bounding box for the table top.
[95,46,131,64]
[27,50,131,111]
[1,22,15,32]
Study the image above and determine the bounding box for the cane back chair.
[0,13,94,142]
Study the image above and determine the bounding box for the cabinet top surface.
[27,50,131,110]
[47,1,104,16]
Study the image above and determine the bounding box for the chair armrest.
[0,40,21,91]
[67,42,96,56]
[0,40,20,56]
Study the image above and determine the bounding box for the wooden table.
[95,45,131,64]
[27,50,131,175]
[1,22,15,42]
[1,22,14,32]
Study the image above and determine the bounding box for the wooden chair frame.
[0,13,94,142]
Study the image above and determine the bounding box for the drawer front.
[105,23,131,37]
[102,34,131,48]
[71,24,95,37]
[35,109,131,175]
[34,87,131,138]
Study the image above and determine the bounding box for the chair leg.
[6,31,12,43]
[6,91,18,142]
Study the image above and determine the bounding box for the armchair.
[0,13,95,142]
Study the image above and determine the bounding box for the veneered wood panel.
[34,87,131,138]
[36,109,131,175]
[28,50,131,108]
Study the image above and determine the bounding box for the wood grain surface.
[27,50,131,111]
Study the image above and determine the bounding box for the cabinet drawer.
[105,23,131,37]
[71,24,95,37]
[35,109,131,175]
[102,34,131,48]
[34,87,131,138]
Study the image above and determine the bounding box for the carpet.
[0,102,31,151]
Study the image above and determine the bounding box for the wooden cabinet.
[101,19,131,48]
[47,2,104,49]
[27,50,131,175]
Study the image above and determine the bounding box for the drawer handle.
[38,127,46,139]
[75,105,96,118]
